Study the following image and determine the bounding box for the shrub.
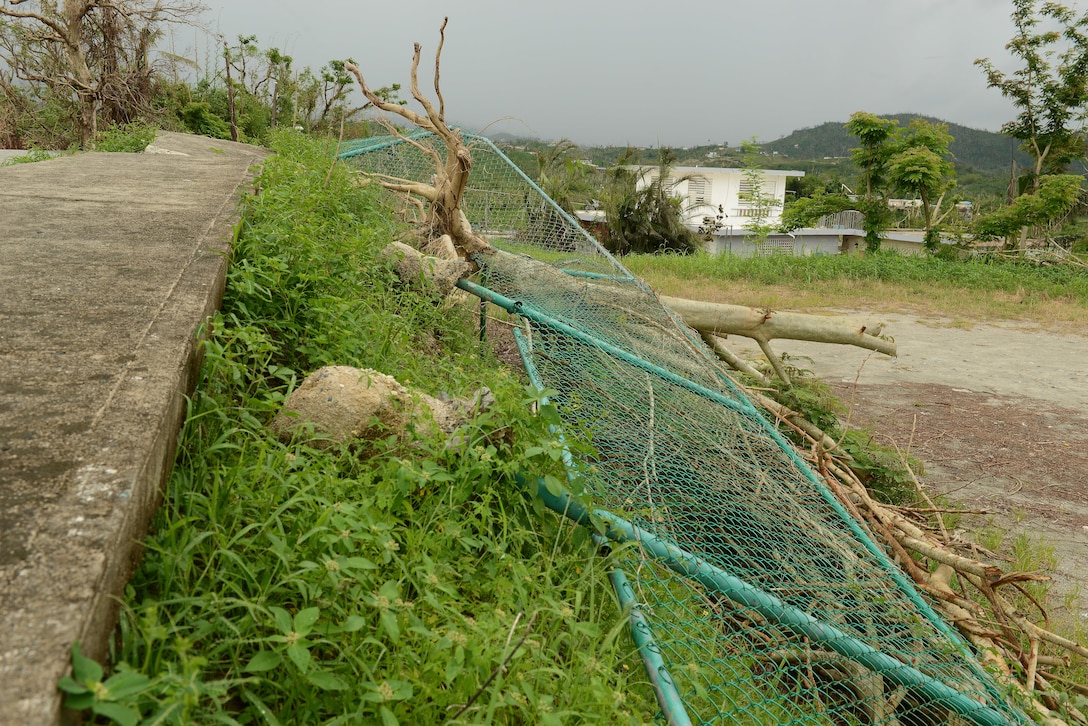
[179,101,232,140]
[94,123,158,152]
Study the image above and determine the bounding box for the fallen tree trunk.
[661,296,895,357]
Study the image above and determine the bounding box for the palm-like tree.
[602,147,701,255]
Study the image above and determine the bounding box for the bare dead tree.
[345,18,491,260]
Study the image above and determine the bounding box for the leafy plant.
[57,643,150,726]
[601,147,701,255]
[0,148,55,165]
[178,101,232,140]
[838,430,924,504]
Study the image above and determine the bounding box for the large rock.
[270,366,469,447]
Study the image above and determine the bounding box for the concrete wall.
[706,231,842,257]
[701,226,940,258]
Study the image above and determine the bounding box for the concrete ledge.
[0,132,268,724]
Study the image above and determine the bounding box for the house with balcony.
[625,166,959,256]
[632,165,819,255]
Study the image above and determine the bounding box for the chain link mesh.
[341,133,1028,726]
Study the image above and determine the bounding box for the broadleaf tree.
[886,119,956,251]
[780,113,957,253]
[975,0,1088,187]
[844,112,904,252]
[846,112,900,200]
[975,0,1088,248]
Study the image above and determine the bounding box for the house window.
[645,172,676,186]
[688,176,711,206]
[738,178,777,203]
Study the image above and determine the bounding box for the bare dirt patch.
[726,315,1088,619]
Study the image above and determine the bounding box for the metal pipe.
[513,327,577,473]
[596,534,693,726]
[478,270,488,343]
[458,279,754,419]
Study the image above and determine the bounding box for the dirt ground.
[726,314,1088,620]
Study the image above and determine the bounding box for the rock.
[269,365,477,448]
[381,241,472,297]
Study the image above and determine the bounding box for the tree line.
[0,1,400,150]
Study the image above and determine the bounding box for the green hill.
[761,114,1032,174]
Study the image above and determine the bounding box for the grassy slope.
[98,132,656,724]
[87,135,1088,725]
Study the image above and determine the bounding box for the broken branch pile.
[754,390,1088,725]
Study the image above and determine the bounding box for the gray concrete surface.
[0,132,267,724]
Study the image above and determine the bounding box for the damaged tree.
[0,0,205,148]
[344,19,489,261]
[345,18,895,382]
[661,295,893,385]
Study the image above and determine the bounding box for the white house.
[614,166,963,257]
[632,165,807,254]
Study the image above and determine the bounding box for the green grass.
[0,148,59,165]
[623,249,1088,330]
[94,122,158,153]
[624,249,1088,299]
[72,131,657,724]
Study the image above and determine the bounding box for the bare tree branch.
[346,18,490,259]
[433,16,446,121]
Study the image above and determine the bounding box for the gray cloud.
[199,0,1023,145]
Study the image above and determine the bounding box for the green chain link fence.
[340,132,1029,726]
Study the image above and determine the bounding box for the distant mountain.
[483,131,528,143]
[761,114,1032,174]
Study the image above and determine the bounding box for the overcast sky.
[194,0,1029,147]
